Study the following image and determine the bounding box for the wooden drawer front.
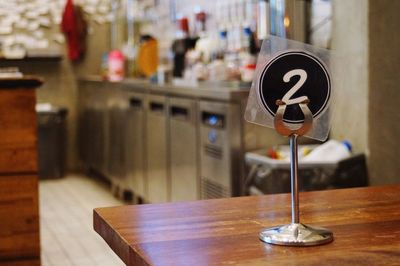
[0,89,37,173]
[0,175,40,261]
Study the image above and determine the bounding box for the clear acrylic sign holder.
[245,36,334,246]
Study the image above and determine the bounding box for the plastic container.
[244,143,367,196]
[240,63,256,82]
[302,140,352,162]
[108,50,125,82]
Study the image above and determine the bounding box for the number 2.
[282,69,308,105]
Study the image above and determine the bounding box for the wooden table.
[94,185,400,265]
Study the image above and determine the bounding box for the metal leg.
[290,134,299,224]
[259,100,333,246]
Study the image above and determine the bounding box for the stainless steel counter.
[79,75,250,102]
[78,75,278,203]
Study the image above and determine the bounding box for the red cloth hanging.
[61,0,87,61]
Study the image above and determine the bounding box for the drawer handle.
[129,98,142,108]
[150,102,164,112]
[170,106,189,120]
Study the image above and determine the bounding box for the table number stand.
[259,98,334,246]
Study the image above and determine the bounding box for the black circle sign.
[258,51,331,123]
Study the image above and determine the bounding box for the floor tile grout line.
[39,175,125,266]
[41,180,100,266]
[40,211,74,266]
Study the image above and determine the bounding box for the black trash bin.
[37,104,68,179]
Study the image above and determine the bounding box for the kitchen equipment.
[146,94,169,203]
[171,37,198,77]
[124,91,147,201]
[107,90,128,190]
[199,100,244,199]
[169,97,199,202]
[78,78,276,203]
[78,81,112,178]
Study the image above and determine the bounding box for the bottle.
[241,26,252,52]
[220,30,228,51]
[108,50,125,82]
[100,52,108,80]
[302,140,352,162]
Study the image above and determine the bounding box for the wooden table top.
[94,185,400,265]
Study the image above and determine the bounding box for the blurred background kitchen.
[0,0,399,265]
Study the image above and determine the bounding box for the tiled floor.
[39,174,125,266]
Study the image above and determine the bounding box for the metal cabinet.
[199,101,244,199]
[78,92,92,168]
[78,82,111,178]
[107,89,129,187]
[169,97,199,202]
[124,91,147,200]
[78,79,250,202]
[146,94,169,203]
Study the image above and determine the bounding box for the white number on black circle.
[282,69,308,105]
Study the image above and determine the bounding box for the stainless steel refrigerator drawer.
[146,94,169,203]
[199,100,243,199]
[125,92,147,199]
[169,97,199,202]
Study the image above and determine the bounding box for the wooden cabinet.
[0,77,42,265]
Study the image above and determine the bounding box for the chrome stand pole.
[290,134,299,224]
[259,99,333,246]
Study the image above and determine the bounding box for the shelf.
[0,76,44,89]
[0,55,63,62]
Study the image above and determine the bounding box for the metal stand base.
[259,223,333,246]
[259,99,333,246]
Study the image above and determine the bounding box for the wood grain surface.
[0,81,41,265]
[0,88,38,173]
[94,185,400,266]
